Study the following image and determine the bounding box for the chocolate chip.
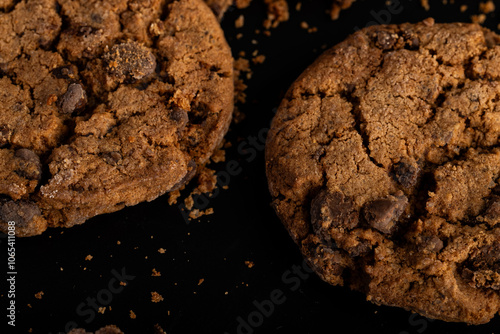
[311,190,359,245]
[104,41,156,81]
[59,83,87,114]
[0,200,41,228]
[52,65,77,80]
[14,148,42,180]
[419,235,444,253]
[0,126,10,147]
[171,107,189,123]
[102,152,122,166]
[363,192,408,234]
[394,159,420,188]
[376,30,397,50]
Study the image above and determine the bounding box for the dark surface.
[2,0,500,333]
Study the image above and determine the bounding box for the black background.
[3,0,500,333]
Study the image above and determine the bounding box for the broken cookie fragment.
[104,41,156,82]
[58,83,87,114]
[363,192,408,234]
[310,190,359,245]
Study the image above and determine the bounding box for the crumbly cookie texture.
[266,20,500,324]
[0,0,233,237]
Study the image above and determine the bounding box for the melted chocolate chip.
[0,200,41,228]
[363,193,408,234]
[394,159,420,188]
[14,148,42,180]
[171,107,189,123]
[311,190,359,245]
[59,83,87,114]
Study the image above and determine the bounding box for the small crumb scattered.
[211,147,226,163]
[98,307,105,314]
[158,248,166,254]
[245,261,255,268]
[34,291,44,300]
[198,278,205,286]
[224,291,229,295]
[252,55,266,64]
[460,4,467,12]
[235,15,245,28]
[85,255,93,261]
[27,304,32,308]
[117,240,121,245]
[236,33,243,39]
[152,268,161,277]
[479,1,495,14]
[471,14,487,24]
[300,21,309,30]
[130,310,136,319]
[296,2,302,11]
[151,292,164,303]
[120,281,127,286]
[168,190,181,205]
[421,0,430,10]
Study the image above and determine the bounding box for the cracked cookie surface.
[0,0,233,236]
[266,20,500,324]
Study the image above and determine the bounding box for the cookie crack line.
[0,0,234,236]
[266,20,500,324]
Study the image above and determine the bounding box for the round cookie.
[266,19,500,324]
[0,0,233,236]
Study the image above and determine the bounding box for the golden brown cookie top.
[266,20,500,324]
[0,0,233,236]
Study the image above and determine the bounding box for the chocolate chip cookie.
[266,19,500,324]
[0,0,233,236]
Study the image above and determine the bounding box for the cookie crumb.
[252,55,266,64]
[479,1,495,14]
[130,310,136,319]
[211,147,226,163]
[85,255,93,261]
[98,307,105,314]
[120,281,127,286]
[471,14,487,24]
[168,190,181,205]
[198,278,205,285]
[235,15,245,28]
[460,4,467,12]
[34,291,44,299]
[158,248,166,254]
[151,292,164,303]
[245,261,255,268]
[420,0,430,10]
[152,269,161,277]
